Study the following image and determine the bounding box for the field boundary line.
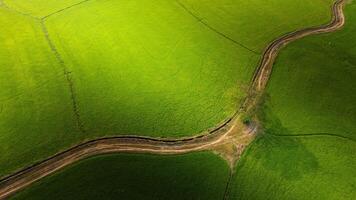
[0,0,39,19]
[175,0,259,55]
[40,20,86,134]
[42,0,93,20]
[269,133,356,142]
[222,171,233,200]
[0,0,93,20]
[0,0,87,134]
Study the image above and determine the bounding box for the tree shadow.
[254,96,319,180]
[255,134,319,180]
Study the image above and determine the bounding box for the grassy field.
[0,8,82,178]
[227,2,356,200]
[43,0,335,137]
[0,0,336,180]
[43,0,258,137]
[228,135,356,200]
[180,0,335,52]
[2,0,84,17]
[12,152,230,200]
[263,1,356,140]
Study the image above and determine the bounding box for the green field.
[43,0,258,137]
[228,135,356,200]
[3,0,356,199]
[0,0,336,178]
[2,0,84,17]
[228,1,356,199]
[263,0,356,140]
[12,152,230,200]
[42,0,334,137]
[0,8,81,178]
[180,0,335,52]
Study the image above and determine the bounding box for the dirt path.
[0,0,346,198]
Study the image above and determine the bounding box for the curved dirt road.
[0,0,346,198]
[253,0,346,91]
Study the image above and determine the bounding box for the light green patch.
[0,8,79,177]
[180,0,335,52]
[3,0,84,18]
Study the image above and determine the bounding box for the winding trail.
[0,0,346,198]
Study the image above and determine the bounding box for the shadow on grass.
[255,134,319,180]
[254,95,319,180]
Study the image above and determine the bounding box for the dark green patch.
[13,152,230,200]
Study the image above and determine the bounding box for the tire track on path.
[0,0,346,198]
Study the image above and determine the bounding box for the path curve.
[0,0,346,198]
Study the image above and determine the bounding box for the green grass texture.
[12,152,230,200]
[227,2,356,199]
[0,0,335,177]
[228,135,356,200]
[263,1,356,140]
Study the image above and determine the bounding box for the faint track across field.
[0,0,346,198]
[269,132,356,142]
